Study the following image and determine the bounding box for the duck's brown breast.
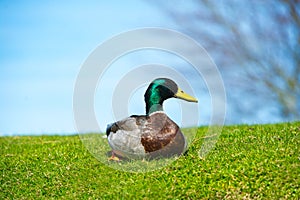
[141,112,186,158]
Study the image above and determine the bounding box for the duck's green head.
[144,78,198,114]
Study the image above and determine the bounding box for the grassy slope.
[1,122,299,199]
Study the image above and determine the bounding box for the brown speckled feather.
[141,112,186,158]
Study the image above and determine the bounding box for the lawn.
[1,122,299,199]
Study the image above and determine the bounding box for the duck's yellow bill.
[174,87,198,103]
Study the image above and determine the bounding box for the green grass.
[1,122,299,199]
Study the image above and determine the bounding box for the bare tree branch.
[157,0,300,121]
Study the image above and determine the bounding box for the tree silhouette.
[159,0,300,122]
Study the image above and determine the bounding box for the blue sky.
[1,1,207,136]
[1,1,293,136]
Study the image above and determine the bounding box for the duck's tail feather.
[106,123,113,136]
[106,122,119,136]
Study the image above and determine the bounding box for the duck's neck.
[145,88,164,115]
[146,101,163,115]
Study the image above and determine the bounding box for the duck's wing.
[106,115,147,135]
[106,115,148,158]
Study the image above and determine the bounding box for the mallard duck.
[106,78,198,160]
